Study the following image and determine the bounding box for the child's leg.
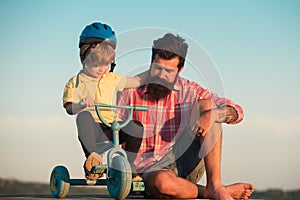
[119,120,143,172]
[76,111,111,157]
[76,111,113,180]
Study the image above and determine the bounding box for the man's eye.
[166,69,175,73]
[154,65,161,69]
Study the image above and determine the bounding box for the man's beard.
[147,83,171,101]
[146,75,177,101]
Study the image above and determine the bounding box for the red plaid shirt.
[117,76,243,172]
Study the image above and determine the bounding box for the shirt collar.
[173,77,181,91]
[79,72,99,82]
[79,71,109,82]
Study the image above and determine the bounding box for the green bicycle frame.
[94,103,148,147]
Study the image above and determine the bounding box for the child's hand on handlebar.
[80,97,95,107]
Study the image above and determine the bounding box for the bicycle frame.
[94,103,148,147]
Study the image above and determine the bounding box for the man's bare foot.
[204,185,234,200]
[226,183,254,200]
[203,183,254,200]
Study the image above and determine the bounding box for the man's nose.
[158,69,166,79]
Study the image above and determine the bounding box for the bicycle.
[49,103,148,199]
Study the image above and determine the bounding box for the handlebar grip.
[134,106,148,111]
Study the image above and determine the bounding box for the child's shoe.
[84,152,103,180]
[132,174,143,182]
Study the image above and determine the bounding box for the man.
[118,33,254,200]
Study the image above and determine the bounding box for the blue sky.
[0,0,299,191]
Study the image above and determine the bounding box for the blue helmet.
[79,22,117,49]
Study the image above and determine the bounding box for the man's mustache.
[147,76,176,90]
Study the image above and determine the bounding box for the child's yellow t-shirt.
[63,72,127,123]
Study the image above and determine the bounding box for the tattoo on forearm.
[219,112,226,121]
[225,106,238,123]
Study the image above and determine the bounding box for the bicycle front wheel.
[107,155,132,200]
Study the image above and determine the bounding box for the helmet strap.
[75,70,83,88]
[109,61,116,72]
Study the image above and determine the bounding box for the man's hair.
[81,42,115,68]
[151,33,188,70]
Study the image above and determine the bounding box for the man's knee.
[146,170,177,197]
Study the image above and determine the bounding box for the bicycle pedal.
[91,164,107,174]
[132,181,145,192]
[86,179,97,185]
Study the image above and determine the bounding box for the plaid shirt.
[117,76,244,172]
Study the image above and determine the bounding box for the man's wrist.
[206,106,237,123]
[213,108,226,123]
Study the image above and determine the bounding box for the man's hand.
[190,99,218,137]
[190,100,238,137]
[196,110,217,137]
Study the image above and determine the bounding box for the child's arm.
[124,70,150,88]
[64,102,84,115]
[64,97,94,115]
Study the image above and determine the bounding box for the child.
[63,22,147,180]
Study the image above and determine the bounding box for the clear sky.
[0,0,299,191]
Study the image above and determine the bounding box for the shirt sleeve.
[113,73,127,92]
[62,76,80,107]
[191,81,244,124]
[213,95,244,124]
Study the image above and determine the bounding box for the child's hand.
[80,97,95,107]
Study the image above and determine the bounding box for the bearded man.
[117,33,254,200]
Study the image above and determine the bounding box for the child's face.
[83,44,114,79]
[84,63,110,79]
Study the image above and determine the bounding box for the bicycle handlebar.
[94,103,148,111]
[94,103,148,146]
[94,103,148,129]
[132,105,148,111]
